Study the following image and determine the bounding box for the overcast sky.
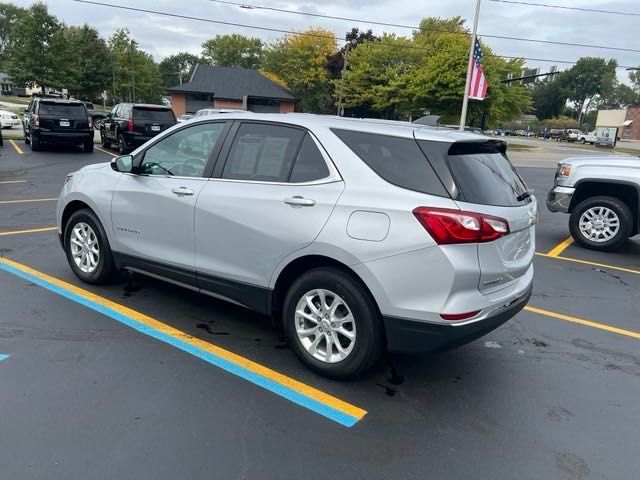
[9,0,639,82]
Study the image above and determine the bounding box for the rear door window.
[332,129,448,196]
[38,103,86,117]
[133,107,175,123]
[222,123,305,182]
[445,142,530,207]
[289,134,331,183]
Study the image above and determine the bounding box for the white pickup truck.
[576,131,597,144]
[547,155,640,251]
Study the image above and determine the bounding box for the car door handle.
[172,187,194,196]
[284,196,315,207]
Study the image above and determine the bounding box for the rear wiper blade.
[516,191,532,202]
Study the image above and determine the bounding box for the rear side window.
[446,142,529,207]
[289,134,330,183]
[133,107,175,123]
[332,129,448,196]
[222,123,305,182]
[38,103,86,116]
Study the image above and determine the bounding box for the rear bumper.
[384,285,532,353]
[546,186,574,213]
[36,130,92,143]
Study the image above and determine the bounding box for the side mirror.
[111,155,134,173]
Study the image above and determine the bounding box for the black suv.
[100,103,177,154]
[23,98,93,152]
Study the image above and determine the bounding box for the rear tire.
[64,209,116,284]
[580,138,586,144]
[283,267,384,379]
[84,138,94,153]
[117,134,128,155]
[30,133,40,151]
[24,131,30,145]
[569,196,633,251]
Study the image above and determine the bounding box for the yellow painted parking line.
[535,252,640,276]
[9,140,23,154]
[525,305,640,340]
[96,146,117,157]
[0,226,57,236]
[0,257,367,427]
[546,236,574,257]
[0,197,57,205]
[0,180,28,185]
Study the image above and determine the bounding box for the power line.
[488,0,640,17]
[209,0,640,54]
[71,0,637,69]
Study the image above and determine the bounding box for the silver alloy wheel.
[69,222,100,273]
[294,289,356,364]
[579,206,620,243]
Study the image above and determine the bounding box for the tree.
[262,28,337,112]
[201,34,263,69]
[61,25,111,101]
[0,2,27,70]
[5,2,66,92]
[532,74,569,119]
[562,57,617,123]
[326,28,379,80]
[159,52,201,87]
[108,28,163,104]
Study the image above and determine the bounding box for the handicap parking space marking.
[0,226,57,237]
[0,257,367,428]
[0,354,9,362]
[0,197,57,205]
[8,140,23,155]
[524,305,640,341]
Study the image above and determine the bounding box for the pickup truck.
[547,155,640,251]
[576,131,597,144]
[81,101,108,129]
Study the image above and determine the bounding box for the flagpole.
[459,0,482,131]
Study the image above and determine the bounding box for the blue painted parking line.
[0,354,9,362]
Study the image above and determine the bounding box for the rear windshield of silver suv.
[445,142,530,207]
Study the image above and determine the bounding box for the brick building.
[167,64,296,116]
[596,107,639,140]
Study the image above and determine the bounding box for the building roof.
[167,64,296,101]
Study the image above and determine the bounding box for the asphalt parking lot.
[1,139,639,479]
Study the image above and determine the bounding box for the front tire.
[569,196,633,251]
[64,209,116,284]
[283,267,384,379]
[117,134,129,154]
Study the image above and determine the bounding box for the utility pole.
[459,0,482,130]
[112,59,116,105]
[130,41,136,102]
[337,40,355,117]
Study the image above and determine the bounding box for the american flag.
[469,39,488,100]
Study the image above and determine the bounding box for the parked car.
[178,114,194,122]
[100,103,177,154]
[80,101,108,129]
[0,109,21,129]
[547,155,640,251]
[22,98,93,152]
[576,131,597,144]
[57,113,536,378]
[564,129,582,142]
[514,129,527,137]
[192,108,241,119]
[549,129,564,141]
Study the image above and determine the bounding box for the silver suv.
[57,114,536,378]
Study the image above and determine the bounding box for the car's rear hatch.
[444,141,537,294]
[132,106,176,136]
[38,101,89,132]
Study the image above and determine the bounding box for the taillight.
[87,116,93,129]
[413,207,509,245]
[34,114,39,127]
[127,118,134,132]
